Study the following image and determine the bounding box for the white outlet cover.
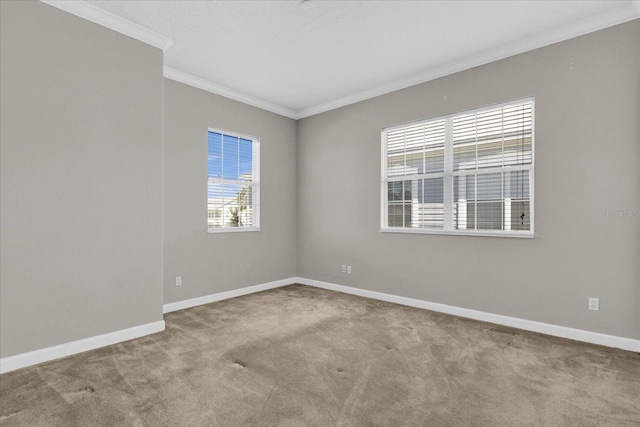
[347,266,352,274]
[341,265,346,273]
[588,297,599,311]
[176,276,182,286]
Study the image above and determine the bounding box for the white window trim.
[207,127,260,234]
[380,98,535,238]
[208,227,260,234]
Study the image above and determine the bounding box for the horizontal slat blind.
[386,119,446,229]
[382,99,533,236]
[208,130,260,230]
[387,120,445,177]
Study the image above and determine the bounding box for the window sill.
[380,228,534,238]
[208,227,260,234]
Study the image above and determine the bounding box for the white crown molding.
[39,1,638,119]
[295,278,640,353]
[0,320,165,374]
[163,67,299,120]
[175,0,638,121]
[40,1,172,51]
[163,277,296,313]
[296,3,640,119]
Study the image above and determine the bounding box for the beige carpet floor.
[1,284,639,426]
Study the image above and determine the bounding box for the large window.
[207,129,260,232]
[381,99,533,237]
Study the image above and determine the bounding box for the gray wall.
[297,20,640,340]
[1,0,637,361]
[163,80,297,304]
[0,1,164,357]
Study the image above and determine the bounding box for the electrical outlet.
[588,297,599,311]
[341,265,346,273]
[176,276,182,286]
[347,266,352,274]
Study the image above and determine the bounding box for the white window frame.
[380,98,535,238]
[207,127,260,234]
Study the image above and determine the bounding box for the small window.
[207,129,260,232]
[381,98,534,237]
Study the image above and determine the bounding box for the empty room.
[1,0,639,425]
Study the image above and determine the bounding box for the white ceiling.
[76,1,640,118]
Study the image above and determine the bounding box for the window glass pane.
[418,178,444,203]
[387,181,412,227]
[208,132,222,178]
[504,137,532,166]
[466,175,476,200]
[404,123,424,176]
[229,185,253,227]
[453,103,533,170]
[238,138,253,182]
[387,128,405,177]
[416,178,444,228]
[403,180,411,228]
[454,175,475,230]
[424,121,445,173]
[387,120,445,176]
[406,179,419,228]
[475,109,504,169]
[223,183,241,227]
[504,171,530,231]
[425,147,445,173]
[453,113,477,171]
[475,173,503,230]
[473,201,503,230]
[453,143,476,171]
[222,134,239,180]
[403,180,412,201]
[207,180,226,228]
[476,173,502,201]
[504,170,530,200]
[477,140,503,169]
[510,201,530,231]
[388,181,402,201]
[503,103,533,166]
[388,204,404,227]
[403,202,411,228]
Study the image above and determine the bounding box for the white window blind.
[207,129,260,232]
[381,98,534,237]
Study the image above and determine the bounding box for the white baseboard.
[294,277,640,353]
[6,276,633,375]
[0,320,165,374]
[163,277,296,313]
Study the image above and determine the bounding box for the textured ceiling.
[87,0,639,117]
